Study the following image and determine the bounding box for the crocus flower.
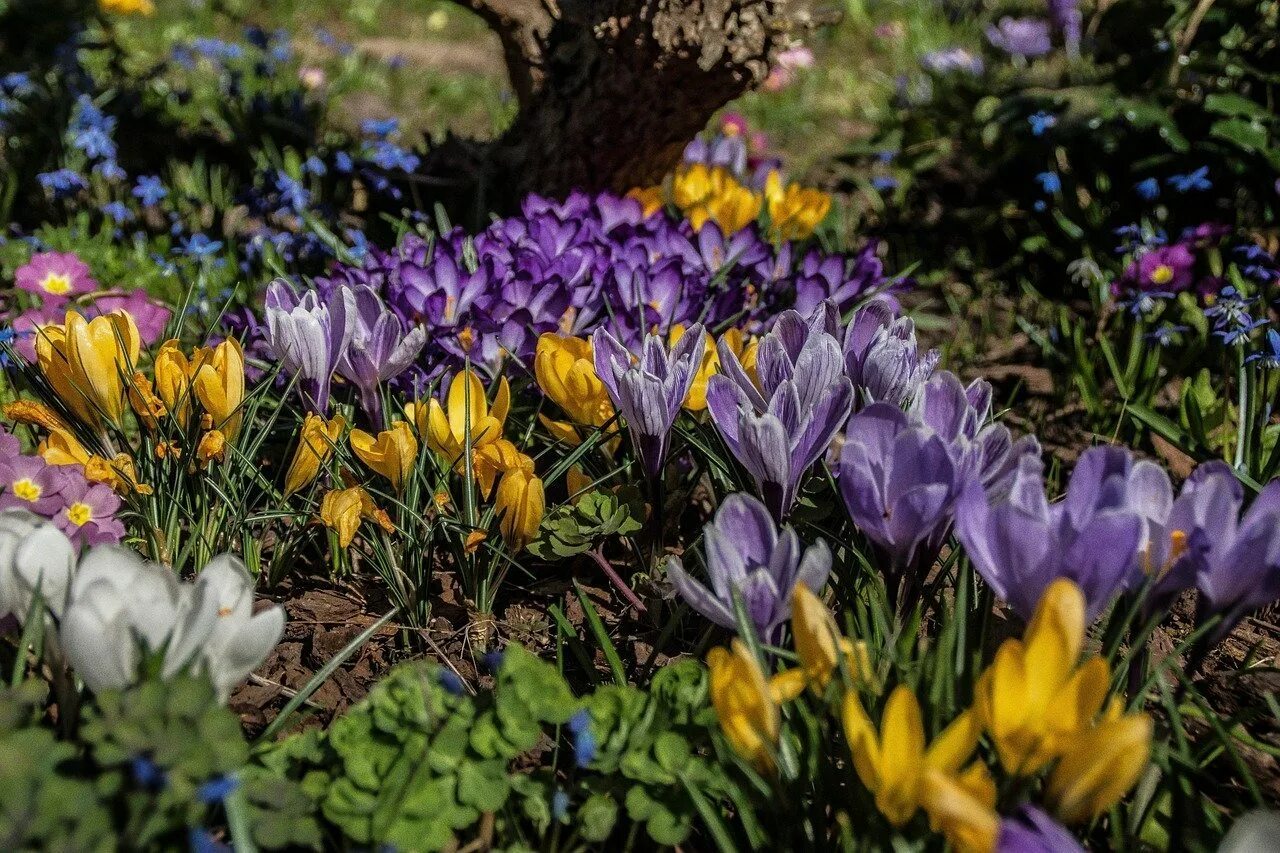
[336,285,426,424]
[192,337,245,441]
[494,454,544,553]
[707,307,853,518]
[764,172,831,241]
[790,585,870,689]
[843,300,939,410]
[707,639,780,771]
[0,509,77,620]
[264,279,355,413]
[593,325,706,483]
[986,17,1053,57]
[413,368,510,468]
[843,685,996,848]
[15,252,97,302]
[35,310,142,429]
[283,414,346,496]
[666,493,831,642]
[195,554,288,701]
[955,450,1144,622]
[1047,711,1153,824]
[349,421,417,493]
[997,805,1085,853]
[534,333,615,444]
[320,487,368,548]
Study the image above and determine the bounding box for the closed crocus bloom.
[534,333,614,441]
[626,186,664,217]
[416,369,510,466]
[38,310,141,428]
[974,579,1111,775]
[473,438,524,499]
[335,285,426,424]
[264,279,356,414]
[0,509,77,620]
[1047,704,1152,824]
[191,555,286,702]
[997,804,1085,853]
[920,763,1000,853]
[672,163,718,215]
[350,422,417,492]
[766,172,832,241]
[707,639,780,771]
[193,337,245,441]
[791,584,869,688]
[320,487,366,548]
[842,685,984,828]
[153,339,201,427]
[284,413,346,496]
[708,179,763,234]
[495,457,544,552]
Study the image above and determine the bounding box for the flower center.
[41,273,73,295]
[1149,265,1175,286]
[65,502,92,526]
[11,478,41,502]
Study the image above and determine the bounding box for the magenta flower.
[1122,243,1195,292]
[54,480,125,547]
[0,454,72,516]
[15,252,97,303]
[86,290,173,345]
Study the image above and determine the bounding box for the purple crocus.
[838,403,961,597]
[707,305,853,518]
[264,279,356,413]
[843,299,939,410]
[592,325,706,483]
[666,492,830,642]
[955,448,1144,622]
[335,284,426,424]
[997,805,1085,853]
[986,17,1053,58]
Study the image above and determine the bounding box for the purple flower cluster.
[309,190,895,382]
[0,431,123,547]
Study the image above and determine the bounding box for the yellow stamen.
[65,502,92,526]
[1150,265,1174,285]
[41,273,73,295]
[11,478,42,502]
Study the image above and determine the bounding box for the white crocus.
[193,555,286,701]
[0,508,77,620]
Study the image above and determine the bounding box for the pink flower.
[54,480,124,547]
[15,252,97,303]
[763,46,815,92]
[85,290,172,345]
[0,454,73,516]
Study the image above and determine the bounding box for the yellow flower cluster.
[706,580,1152,852]
[630,165,831,241]
[100,0,155,14]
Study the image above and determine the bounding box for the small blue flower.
[334,151,354,174]
[361,117,400,139]
[132,175,168,206]
[38,169,87,198]
[196,774,239,805]
[1035,171,1061,194]
[871,176,898,192]
[303,156,327,177]
[875,149,897,164]
[1246,328,1280,367]
[1028,111,1057,137]
[94,160,127,182]
[573,728,597,768]
[1204,286,1258,329]
[567,710,590,734]
[1215,316,1268,346]
[73,126,116,160]
[1,72,35,97]
[1167,166,1211,193]
[274,172,311,214]
[551,789,570,821]
[102,201,134,224]
[483,650,505,673]
[180,234,224,258]
[438,669,464,696]
[130,755,167,789]
[1134,178,1160,201]
[369,141,420,172]
[1033,200,1047,212]
[1145,323,1188,347]
[1119,289,1174,316]
[188,828,231,853]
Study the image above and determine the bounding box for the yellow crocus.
[842,686,983,827]
[472,438,524,499]
[973,578,1111,775]
[153,339,203,428]
[791,584,871,690]
[673,325,757,412]
[626,186,664,218]
[320,487,366,549]
[707,639,780,772]
[494,455,544,552]
[765,171,832,241]
[1048,700,1153,824]
[672,163,719,215]
[920,762,1000,853]
[197,429,226,464]
[350,421,417,492]
[284,413,346,496]
[411,369,509,467]
[533,334,614,443]
[36,311,140,428]
[707,180,764,234]
[192,338,245,441]
[127,371,166,431]
[100,0,155,14]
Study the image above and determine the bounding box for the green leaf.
[578,793,620,842]
[1210,118,1269,152]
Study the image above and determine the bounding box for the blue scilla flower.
[361,117,400,139]
[1035,171,1061,193]
[130,755,167,790]
[94,160,127,182]
[101,201,134,224]
[188,828,231,853]
[132,175,168,206]
[0,327,18,367]
[370,141,420,172]
[180,234,224,257]
[1236,244,1278,283]
[38,169,87,198]
[438,668,464,696]
[303,155,327,177]
[876,149,897,163]
[1028,111,1057,137]
[1134,178,1160,201]
[1246,328,1280,367]
[551,789,570,821]
[1167,166,1211,193]
[1,72,35,97]
[334,151,354,174]
[1204,286,1258,328]
[1215,316,1268,346]
[871,176,898,192]
[483,650,505,674]
[274,172,311,214]
[196,774,239,804]
[1119,289,1174,316]
[192,37,244,62]
[1145,323,1188,347]
[71,95,116,134]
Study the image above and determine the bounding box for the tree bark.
[424,0,821,222]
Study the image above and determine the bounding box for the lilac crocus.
[666,492,830,642]
[986,17,1053,58]
[955,448,1144,622]
[997,805,1085,853]
[593,325,706,483]
[843,299,939,410]
[335,285,426,424]
[707,305,853,519]
[838,404,961,594]
[264,279,356,413]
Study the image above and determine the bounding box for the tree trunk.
[424,0,821,222]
